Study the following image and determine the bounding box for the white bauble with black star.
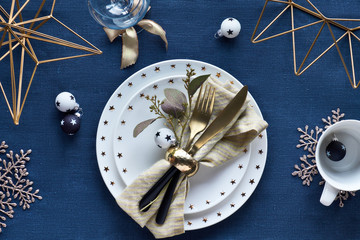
[55,92,79,112]
[220,17,241,38]
[154,128,176,149]
[60,113,81,135]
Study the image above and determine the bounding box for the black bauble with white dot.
[326,138,346,161]
[60,113,81,135]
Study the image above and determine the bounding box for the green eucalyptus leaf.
[164,88,187,109]
[133,118,157,137]
[188,74,210,97]
[161,99,185,118]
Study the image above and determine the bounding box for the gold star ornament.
[0,0,102,125]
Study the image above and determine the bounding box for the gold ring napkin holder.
[166,147,199,177]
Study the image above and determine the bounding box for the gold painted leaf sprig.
[133,69,210,145]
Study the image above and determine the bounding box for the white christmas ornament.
[55,92,79,112]
[215,17,241,39]
[154,128,176,149]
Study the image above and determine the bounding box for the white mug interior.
[316,120,360,191]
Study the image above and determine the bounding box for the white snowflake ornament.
[55,92,79,112]
[154,128,176,149]
[215,17,241,39]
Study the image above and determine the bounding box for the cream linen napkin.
[116,76,268,238]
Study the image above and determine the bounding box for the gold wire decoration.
[252,0,360,89]
[0,0,102,125]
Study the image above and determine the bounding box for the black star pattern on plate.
[141,73,146,78]
[217,212,222,217]
[104,166,109,172]
[117,136,122,141]
[153,84,158,89]
[186,63,191,68]
[230,203,235,208]
[101,136,105,141]
[220,191,225,196]
[201,66,206,71]
[165,135,172,141]
[155,67,160,72]
[202,218,207,223]
[110,181,115,186]
[128,106,133,111]
[206,200,210,204]
[117,93,122,98]
[104,120,108,125]
[122,168,127,173]
[121,120,126,125]
[241,192,246,197]
[238,164,243,169]
[168,79,174,84]
[171,64,176,68]
[140,93,145,98]
[216,72,221,78]
[243,148,248,153]
[249,179,255,184]
[187,221,192,226]
[258,149,263,154]
[231,179,236,185]
[256,165,261,169]
[189,204,194,210]
[227,29,233,35]
[101,151,106,156]
[56,101,60,106]
[117,153,123,158]
[259,134,263,138]
[109,106,115,111]
[128,82,133,87]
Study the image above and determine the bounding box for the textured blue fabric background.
[1,0,360,239]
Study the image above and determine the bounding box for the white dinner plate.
[96,59,267,230]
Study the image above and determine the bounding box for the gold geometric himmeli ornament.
[252,0,360,89]
[0,0,102,125]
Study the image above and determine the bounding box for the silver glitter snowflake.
[0,141,42,232]
[292,108,355,207]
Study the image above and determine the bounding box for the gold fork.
[155,85,216,224]
[185,84,216,151]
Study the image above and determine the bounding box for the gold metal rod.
[8,31,16,115]
[29,0,46,30]
[0,82,14,119]
[0,6,10,18]
[38,53,98,64]
[296,22,326,74]
[18,64,38,120]
[297,32,348,75]
[15,33,100,53]
[0,42,20,61]
[347,32,356,87]
[0,28,7,51]
[8,0,15,23]
[51,0,56,16]
[349,31,360,42]
[291,4,297,74]
[13,15,51,26]
[16,40,25,121]
[10,25,100,53]
[304,0,325,18]
[25,38,38,62]
[327,23,355,88]
[252,19,324,44]
[15,0,24,24]
[52,16,102,53]
[9,0,30,23]
[253,4,290,42]
[7,28,37,63]
[251,0,271,42]
[268,0,289,4]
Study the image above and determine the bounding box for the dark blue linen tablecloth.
[1,0,360,239]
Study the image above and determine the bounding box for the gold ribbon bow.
[103,19,168,69]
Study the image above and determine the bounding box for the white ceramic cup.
[316,120,360,206]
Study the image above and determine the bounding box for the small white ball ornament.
[215,17,241,39]
[154,128,176,149]
[55,92,79,112]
